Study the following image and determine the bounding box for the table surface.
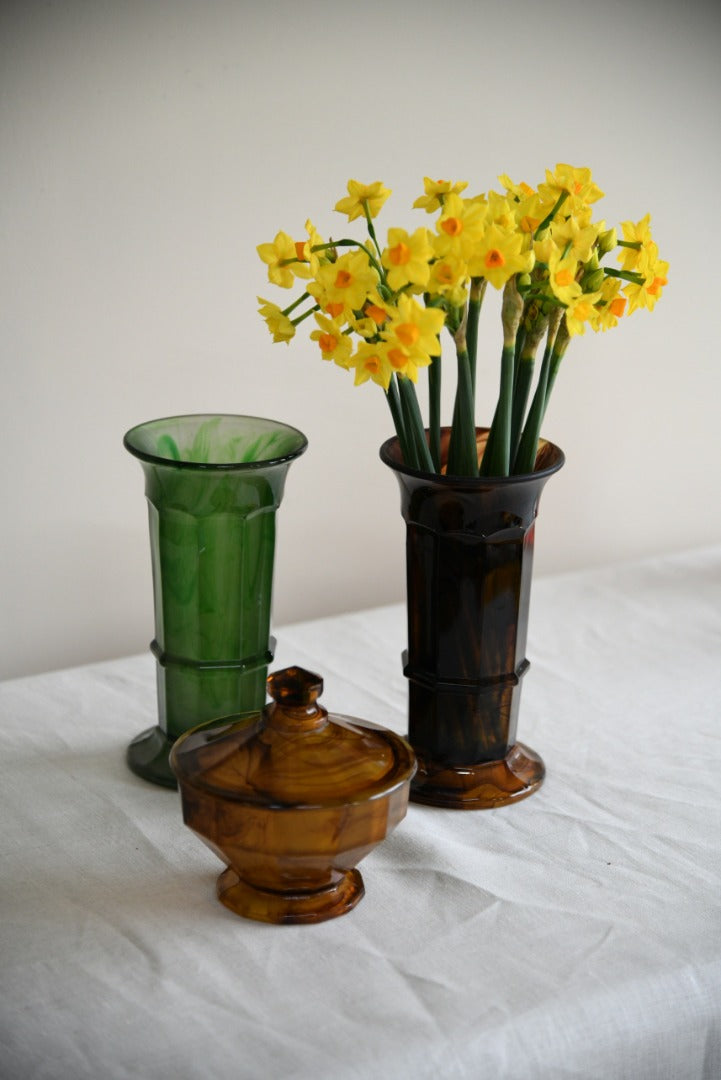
[1,546,720,1080]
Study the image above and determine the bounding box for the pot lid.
[171,666,416,809]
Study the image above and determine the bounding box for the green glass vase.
[124,414,307,788]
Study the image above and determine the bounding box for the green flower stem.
[534,191,569,238]
[361,244,386,283]
[398,376,434,473]
[466,278,487,397]
[480,280,523,477]
[290,304,320,327]
[510,358,535,461]
[446,309,463,454]
[479,344,514,476]
[447,344,478,477]
[485,299,534,469]
[603,267,645,284]
[545,335,568,402]
[363,201,384,260]
[510,315,550,459]
[513,316,569,474]
[282,292,310,316]
[617,240,642,250]
[428,352,442,472]
[481,398,500,473]
[513,364,549,475]
[513,323,527,380]
[386,378,412,466]
[395,386,419,470]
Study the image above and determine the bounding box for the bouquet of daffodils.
[257,165,668,478]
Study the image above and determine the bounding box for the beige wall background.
[2,0,720,679]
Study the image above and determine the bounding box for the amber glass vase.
[124,414,307,788]
[381,427,564,809]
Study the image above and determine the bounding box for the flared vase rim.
[123,413,308,471]
[379,428,565,486]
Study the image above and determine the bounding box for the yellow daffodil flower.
[352,341,393,390]
[515,197,544,236]
[486,191,516,231]
[363,294,392,328]
[539,164,604,208]
[619,214,655,272]
[533,231,558,266]
[435,193,488,260]
[498,174,536,201]
[382,294,445,359]
[550,215,602,265]
[384,344,431,384]
[335,180,391,222]
[467,224,535,290]
[565,291,602,336]
[590,277,627,332]
[350,315,381,341]
[413,177,468,213]
[310,249,379,314]
[257,297,295,344]
[301,219,325,276]
[310,313,353,368]
[287,241,312,280]
[547,249,582,306]
[426,253,469,306]
[306,279,344,321]
[381,227,433,291]
[623,245,669,314]
[257,231,300,289]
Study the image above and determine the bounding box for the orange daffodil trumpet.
[257,166,668,477]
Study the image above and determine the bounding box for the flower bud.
[598,227,617,256]
[517,273,532,292]
[582,268,605,293]
[501,279,523,346]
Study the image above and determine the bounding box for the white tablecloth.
[1,547,720,1080]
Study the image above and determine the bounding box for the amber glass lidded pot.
[381,427,564,810]
[171,666,416,924]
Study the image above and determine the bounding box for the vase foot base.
[409,742,545,809]
[217,867,365,924]
[126,726,177,789]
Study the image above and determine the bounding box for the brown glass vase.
[380,428,564,810]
